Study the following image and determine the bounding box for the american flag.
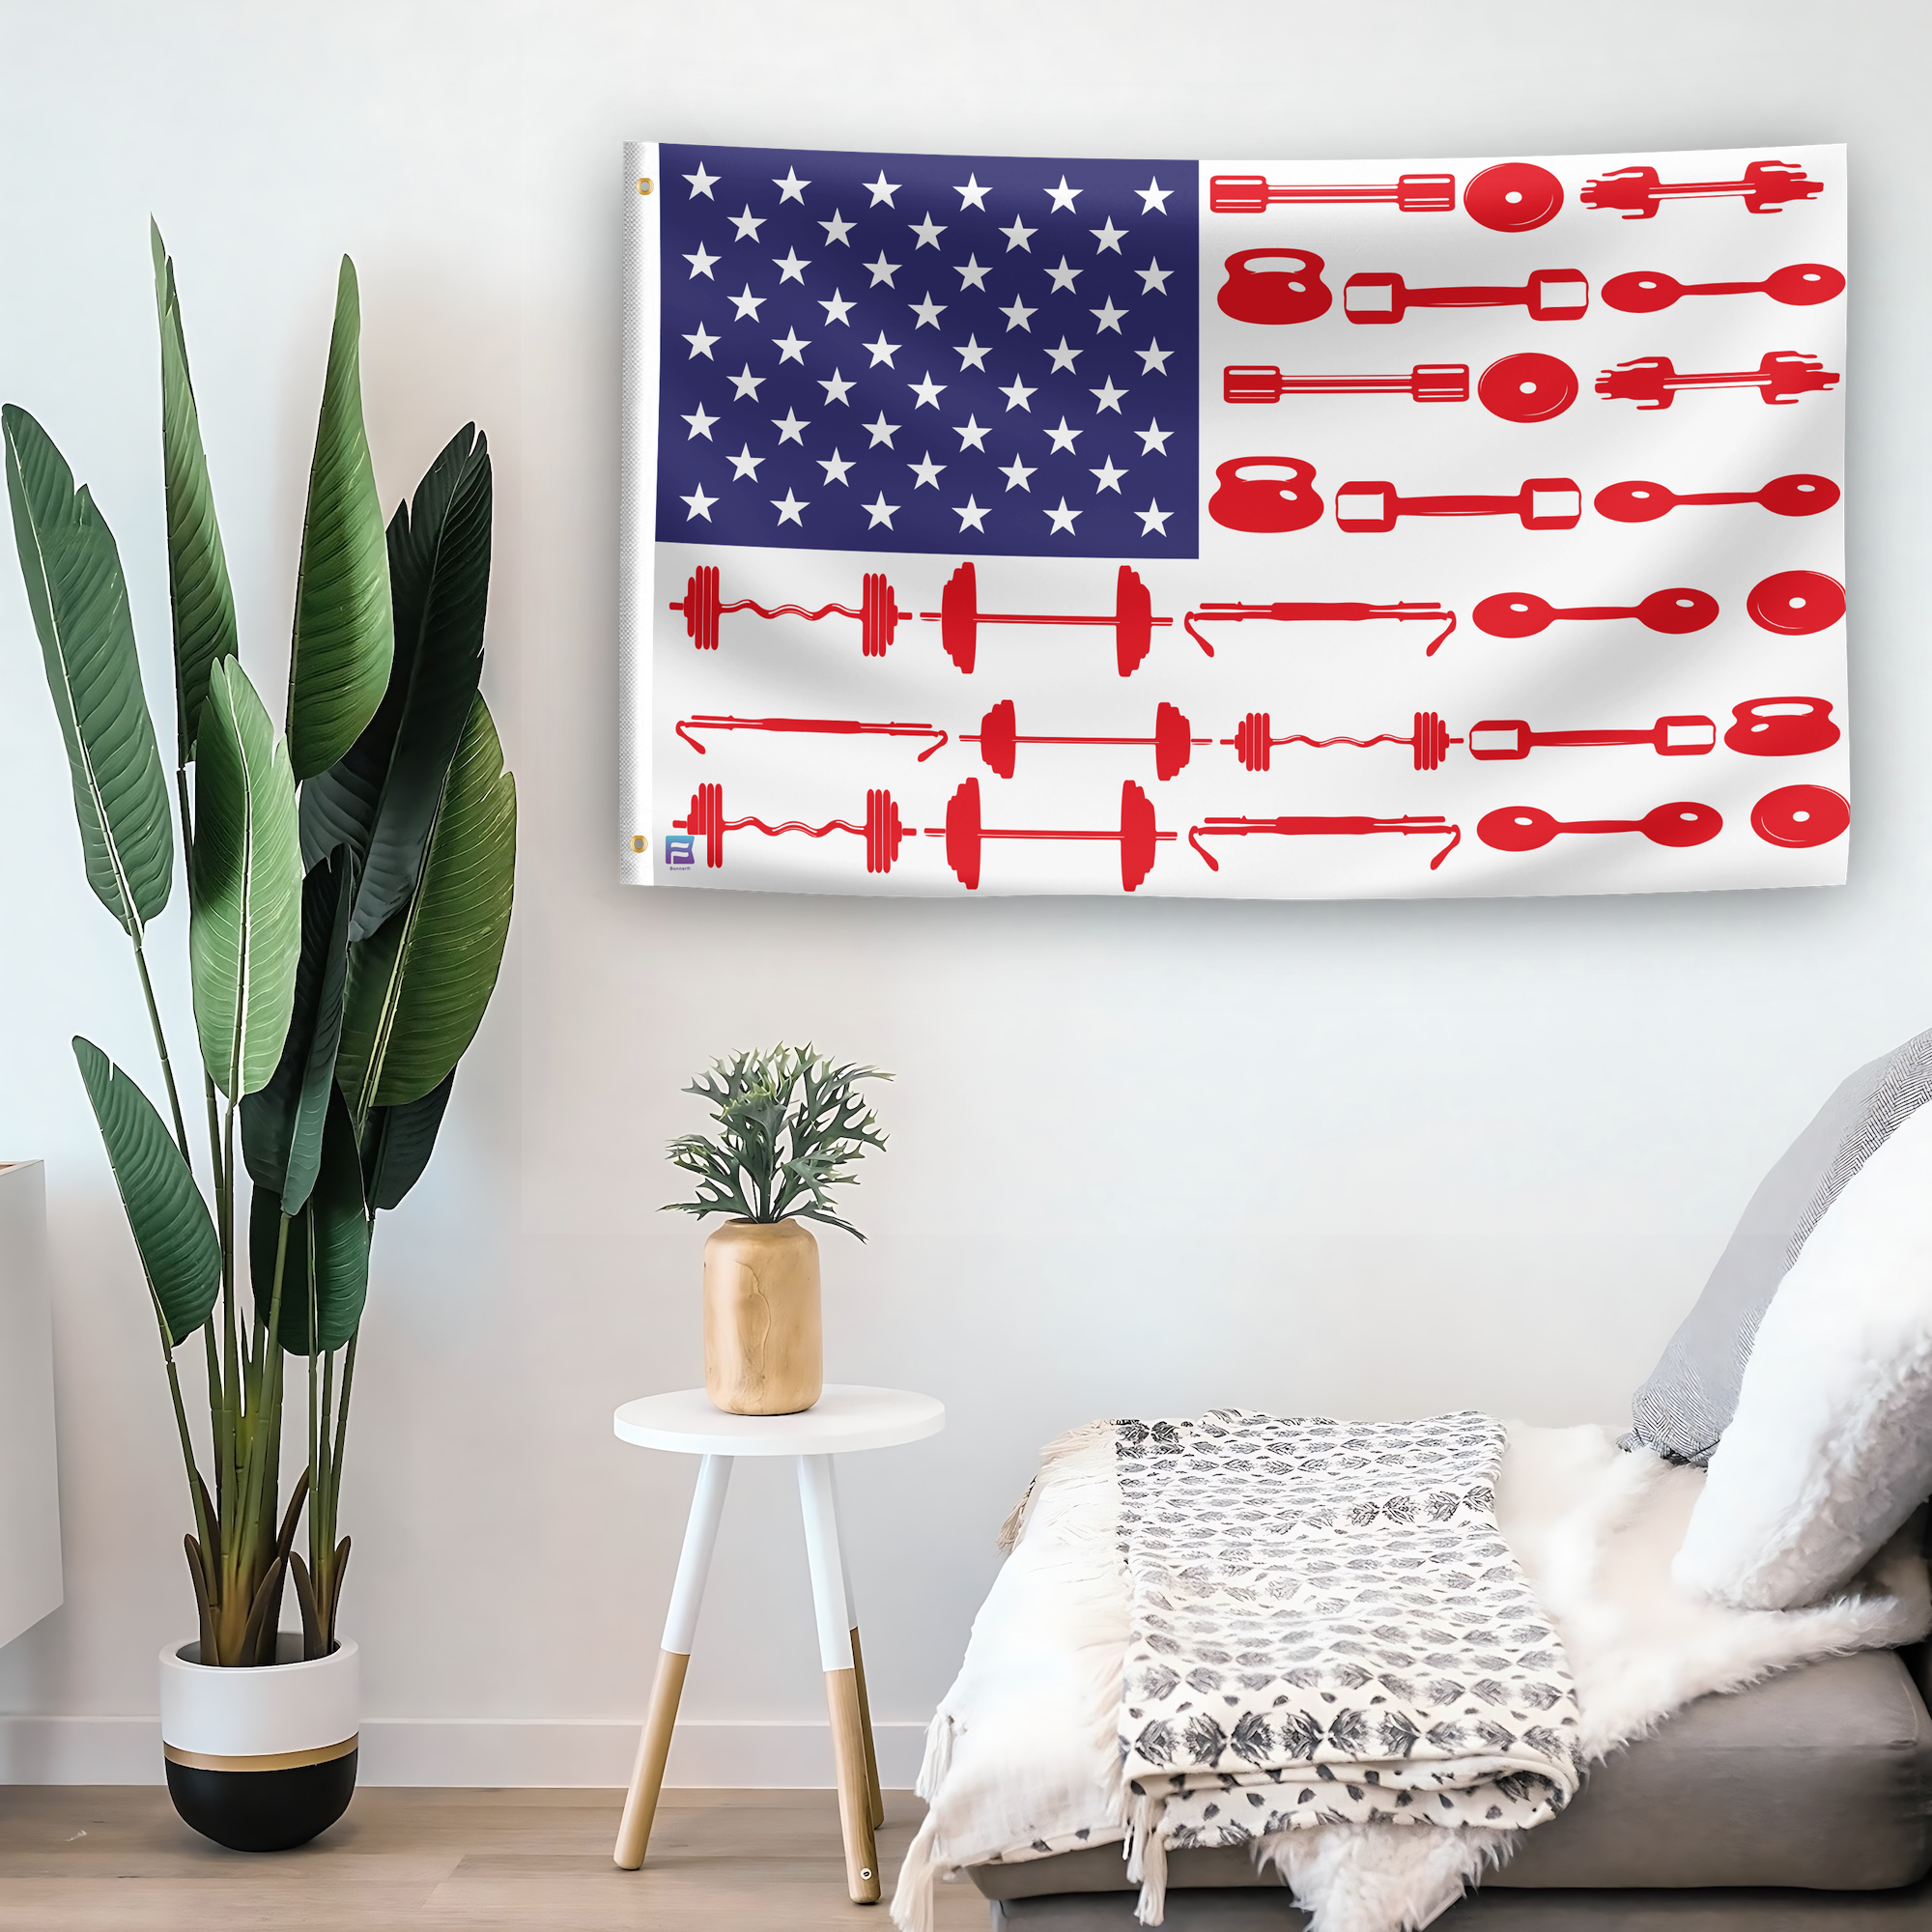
[655,143,1200,560]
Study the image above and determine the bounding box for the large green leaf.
[360,1068,455,1211]
[189,658,302,1098]
[300,425,491,940]
[150,223,238,765]
[241,846,355,1212]
[287,257,392,781]
[4,405,173,936]
[73,1037,219,1348]
[250,1086,369,1355]
[338,694,515,1114]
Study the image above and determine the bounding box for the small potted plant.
[665,1046,889,1415]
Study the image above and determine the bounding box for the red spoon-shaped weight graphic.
[1747,571,1845,635]
[1600,263,1846,312]
[1593,474,1839,524]
[1478,802,1723,852]
[1473,588,1719,639]
[1751,784,1849,848]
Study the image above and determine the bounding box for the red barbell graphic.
[1601,263,1845,313]
[1187,814,1462,872]
[1228,710,1460,773]
[1581,159,1822,219]
[1752,784,1849,848]
[1217,249,1333,325]
[1725,697,1839,755]
[1335,476,1582,533]
[1182,597,1457,658]
[1595,351,1839,410]
[925,778,1174,893]
[673,783,909,874]
[1226,353,1577,423]
[674,713,949,758]
[672,566,912,657]
[1207,162,1562,232]
[965,699,1205,781]
[1478,802,1723,852]
[1593,473,1839,524]
[921,563,1170,677]
[1473,587,1719,639]
[1208,457,1324,534]
[1344,268,1589,324]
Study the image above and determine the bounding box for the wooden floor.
[0,1787,991,1930]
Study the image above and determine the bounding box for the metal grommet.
[630,835,645,853]
[637,176,653,195]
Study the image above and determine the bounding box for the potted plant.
[3,226,515,1851]
[665,1046,889,1415]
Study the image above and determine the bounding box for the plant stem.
[130,939,190,1166]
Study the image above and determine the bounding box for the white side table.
[611,1383,945,1901]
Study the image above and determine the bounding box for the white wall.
[1,0,1927,1786]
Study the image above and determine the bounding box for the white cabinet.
[0,1162,62,1648]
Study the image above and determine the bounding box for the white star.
[909,292,947,328]
[773,168,810,204]
[1000,454,1036,492]
[863,493,898,528]
[954,173,990,211]
[771,489,808,526]
[772,408,810,445]
[1136,259,1173,296]
[683,323,719,358]
[999,375,1037,412]
[683,242,719,279]
[773,247,810,285]
[909,370,947,409]
[1135,499,1173,536]
[819,367,856,406]
[772,328,809,365]
[1044,336,1081,373]
[820,210,855,245]
[819,288,856,326]
[1044,176,1081,213]
[908,451,946,488]
[680,484,717,522]
[953,496,991,532]
[1044,256,1081,293]
[727,205,765,242]
[1090,218,1127,254]
[1090,298,1127,334]
[909,213,947,249]
[727,363,763,400]
[1136,178,1173,214]
[726,443,763,480]
[954,253,992,291]
[683,162,719,199]
[1044,497,1082,533]
[953,413,991,451]
[1089,457,1127,494]
[1135,418,1173,455]
[818,448,855,486]
[953,333,992,371]
[864,171,900,207]
[864,331,900,367]
[1000,215,1036,252]
[1000,295,1036,331]
[865,251,900,287]
[1044,416,1081,453]
[682,403,717,440]
[728,284,766,321]
[1089,378,1127,413]
[1137,339,1174,376]
[864,412,900,447]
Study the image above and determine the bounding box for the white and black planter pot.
[159,1635,358,1852]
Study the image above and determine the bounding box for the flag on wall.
[618,140,1847,900]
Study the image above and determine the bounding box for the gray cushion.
[1626,1028,1932,1464]
[970,1651,1932,1901]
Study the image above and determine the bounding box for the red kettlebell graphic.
[1208,458,1324,534]
[1217,249,1334,325]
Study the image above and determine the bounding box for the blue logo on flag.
[664,833,696,869]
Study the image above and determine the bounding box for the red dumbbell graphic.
[1595,351,1839,410]
[1594,473,1839,524]
[671,566,912,657]
[1747,571,1844,635]
[1224,363,1468,406]
[925,778,1175,893]
[965,699,1206,781]
[1217,250,1334,325]
[1472,587,1719,639]
[1724,697,1840,755]
[1465,714,1718,759]
[1601,263,1845,313]
[1182,597,1457,658]
[673,783,909,874]
[1752,783,1849,848]
[674,713,949,758]
[1581,159,1822,219]
[1343,268,1589,324]
[1187,813,1462,872]
[1226,710,1461,773]
[1208,458,1324,534]
[1208,162,1562,233]
[1335,475,1582,533]
[920,563,1171,677]
[1477,801,1723,853]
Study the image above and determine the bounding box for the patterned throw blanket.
[1115,1411,1584,1913]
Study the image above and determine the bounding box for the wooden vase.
[702,1218,823,1415]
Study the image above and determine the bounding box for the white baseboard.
[0,1715,930,1788]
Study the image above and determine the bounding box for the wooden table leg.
[828,1461,885,1830]
[798,1454,881,1903]
[614,1454,732,1870]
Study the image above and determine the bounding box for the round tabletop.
[612,1383,945,1458]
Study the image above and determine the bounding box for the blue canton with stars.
[656,143,1199,560]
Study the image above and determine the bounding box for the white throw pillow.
[1673,1099,1932,1610]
